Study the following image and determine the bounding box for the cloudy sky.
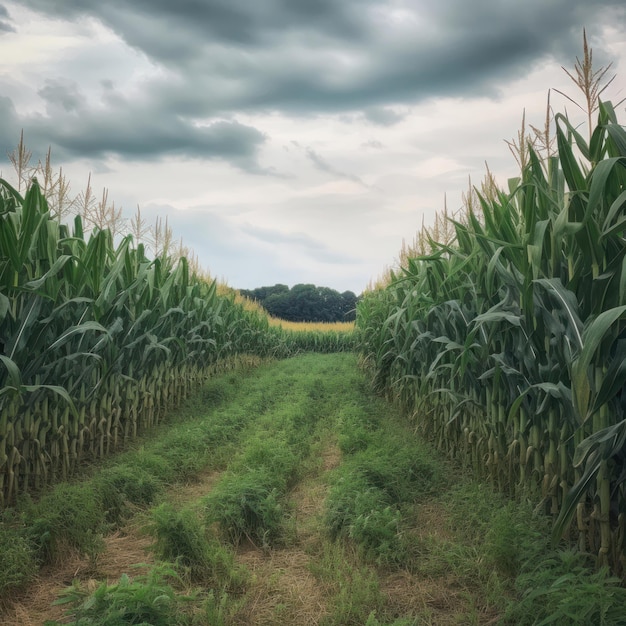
[1,1,625,294]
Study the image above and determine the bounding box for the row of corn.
[0,178,354,506]
[357,100,626,572]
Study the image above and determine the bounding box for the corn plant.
[357,98,626,572]
[0,175,355,506]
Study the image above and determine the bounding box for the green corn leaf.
[48,321,109,351]
[555,112,591,165]
[556,119,587,192]
[21,383,78,415]
[606,122,626,157]
[601,189,626,236]
[7,295,43,361]
[508,382,574,427]
[527,219,550,279]
[0,354,22,387]
[473,310,521,331]
[0,291,9,323]
[572,420,626,468]
[552,450,602,543]
[533,278,583,349]
[571,305,626,421]
[0,209,21,272]
[587,157,626,221]
[553,418,626,543]
[23,255,73,292]
[0,177,24,204]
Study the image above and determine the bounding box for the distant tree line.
[239,284,359,322]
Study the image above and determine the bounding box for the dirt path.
[229,444,342,625]
[2,528,156,626]
[1,447,343,626]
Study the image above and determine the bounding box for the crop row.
[0,178,353,505]
[357,98,626,572]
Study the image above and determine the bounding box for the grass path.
[1,353,623,625]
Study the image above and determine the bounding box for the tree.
[239,283,360,322]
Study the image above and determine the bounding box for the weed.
[504,550,626,625]
[443,481,508,543]
[325,472,403,564]
[148,503,247,589]
[349,440,440,503]
[20,484,105,564]
[94,465,163,526]
[365,613,420,626]
[326,416,441,565]
[205,469,287,547]
[0,520,37,594]
[234,435,300,488]
[46,565,195,626]
[201,589,239,626]
[201,377,233,408]
[311,542,384,626]
[483,501,547,578]
[338,425,373,454]
[125,449,178,483]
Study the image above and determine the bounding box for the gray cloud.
[0,89,269,172]
[304,147,369,188]
[18,0,626,116]
[4,0,626,295]
[6,0,625,168]
[0,4,14,33]
[363,106,406,126]
[38,78,85,113]
[239,222,360,264]
[0,96,19,145]
[20,0,374,55]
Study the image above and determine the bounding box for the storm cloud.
[0,4,14,33]
[13,0,626,113]
[1,0,625,291]
[3,0,625,163]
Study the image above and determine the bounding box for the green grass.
[205,469,288,547]
[503,550,626,625]
[325,406,441,566]
[202,355,342,548]
[0,515,38,595]
[21,483,105,564]
[148,503,247,589]
[3,353,626,626]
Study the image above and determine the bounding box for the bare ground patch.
[375,500,503,625]
[235,546,329,626]
[225,439,501,626]
[168,468,222,507]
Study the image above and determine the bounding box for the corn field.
[357,98,626,572]
[0,178,354,506]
